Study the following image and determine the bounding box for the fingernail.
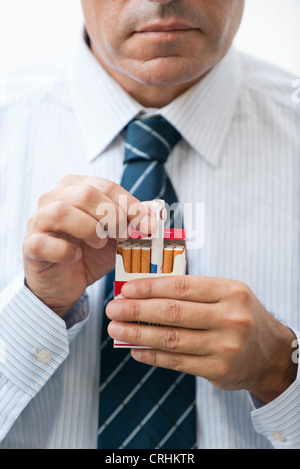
[139,214,157,235]
[106,301,122,319]
[73,246,82,261]
[131,349,142,361]
[108,322,124,338]
[96,237,107,248]
[121,283,136,297]
[127,223,133,238]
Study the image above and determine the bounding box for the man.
[0,0,299,449]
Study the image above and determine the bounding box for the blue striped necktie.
[98,116,196,449]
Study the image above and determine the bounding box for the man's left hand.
[106,276,297,404]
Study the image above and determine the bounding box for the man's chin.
[126,56,205,87]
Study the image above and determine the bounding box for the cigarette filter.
[141,245,151,273]
[131,244,141,273]
[122,246,132,273]
[173,245,184,258]
[163,245,174,274]
[117,243,124,255]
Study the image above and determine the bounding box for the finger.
[107,320,214,355]
[52,176,156,234]
[130,348,218,379]
[24,233,82,264]
[106,298,218,330]
[55,176,147,218]
[121,275,231,303]
[54,175,139,212]
[38,185,130,239]
[39,185,155,238]
[32,202,107,248]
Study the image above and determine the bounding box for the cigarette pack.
[113,200,187,348]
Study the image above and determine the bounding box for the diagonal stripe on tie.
[134,120,172,152]
[98,115,197,449]
[128,160,158,195]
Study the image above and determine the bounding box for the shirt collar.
[161,48,242,167]
[70,30,143,162]
[71,30,242,167]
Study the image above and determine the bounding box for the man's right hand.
[23,175,155,318]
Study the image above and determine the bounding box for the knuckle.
[27,233,46,258]
[164,300,182,325]
[144,279,153,298]
[134,325,143,343]
[49,201,67,221]
[221,337,243,357]
[59,242,74,261]
[237,311,253,331]
[151,351,159,367]
[38,191,53,207]
[173,276,189,297]
[99,179,117,196]
[227,308,253,332]
[230,281,251,302]
[168,354,184,372]
[162,328,180,351]
[238,286,252,306]
[132,301,141,322]
[78,185,97,205]
[213,359,230,381]
[26,213,37,231]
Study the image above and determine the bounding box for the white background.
[0,0,299,76]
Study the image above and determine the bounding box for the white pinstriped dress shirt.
[0,31,299,449]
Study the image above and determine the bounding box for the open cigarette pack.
[113,200,187,349]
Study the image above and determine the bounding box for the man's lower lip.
[136,29,195,36]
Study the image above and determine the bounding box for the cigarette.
[122,246,132,273]
[173,245,184,255]
[141,245,151,273]
[117,244,123,255]
[163,245,174,274]
[150,199,165,274]
[132,244,141,273]
[173,245,184,265]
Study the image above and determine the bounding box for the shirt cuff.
[0,375,32,443]
[250,326,300,448]
[62,291,90,338]
[0,273,89,397]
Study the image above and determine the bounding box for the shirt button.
[37,349,52,363]
[271,431,286,442]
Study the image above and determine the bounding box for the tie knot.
[124,116,181,165]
